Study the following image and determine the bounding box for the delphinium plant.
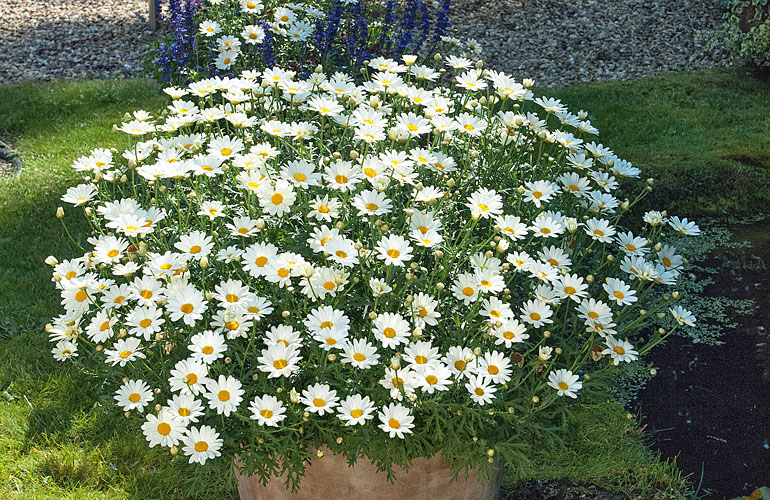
[148,0,460,84]
[48,55,699,489]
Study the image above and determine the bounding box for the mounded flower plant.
[48,55,699,490]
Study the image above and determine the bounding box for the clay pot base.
[235,447,502,500]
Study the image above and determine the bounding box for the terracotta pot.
[234,447,503,500]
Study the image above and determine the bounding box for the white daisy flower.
[547,369,582,398]
[249,395,287,427]
[182,425,223,464]
[114,379,153,412]
[378,403,415,438]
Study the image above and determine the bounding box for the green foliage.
[710,0,770,69]
[661,221,758,345]
[505,402,695,500]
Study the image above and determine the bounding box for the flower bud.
[282,311,290,318]
[56,206,64,218]
[200,256,209,268]
[45,256,59,267]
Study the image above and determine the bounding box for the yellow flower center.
[475,387,484,396]
[365,203,378,211]
[221,148,232,156]
[157,423,171,436]
[335,174,348,184]
[195,441,208,453]
[614,346,626,355]
[478,203,489,211]
[75,290,88,302]
[426,375,438,385]
[388,418,400,429]
[455,360,466,371]
[202,346,214,355]
[313,398,326,407]
[462,286,474,297]
[128,393,141,403]
[350,409,363,418]
[139,319,152,328]
[271,193,284,205]
[318,205,330,213]
[383,327,396,338]
[189,245,202,254]
[225,321,239,331]
[353,353,366,362]
[387,249,400,259]
[218,390,231,402]
[558,382,569,391]
[119,350,133,359]
[273,359,287,370]
[488,365,499,375]
[180,303,194,314]
[418,307,428,318]
[323,281,336,290]
[530,312,541,321]
[564,286,576,295]
[100,321,111,331]
[107,249,119,258]
[503,331,515,339]
[178,408,191,417]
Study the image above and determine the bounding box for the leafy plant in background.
[145,0,464,84]
[709,0,770,71]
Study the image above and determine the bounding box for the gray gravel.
[0,0,153,84]
[450,0,731,88]
[1,0,730,87]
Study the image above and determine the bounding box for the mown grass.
[3,67,766,499]
[553,67,770,216]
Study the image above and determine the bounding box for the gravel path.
[1,0,730,87]
[0,0,153,84]
[450,0,731,88]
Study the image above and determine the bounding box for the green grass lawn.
[1,68,767,499]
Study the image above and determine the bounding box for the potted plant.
[47,54,699,498]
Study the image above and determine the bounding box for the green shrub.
[711,0,770,70]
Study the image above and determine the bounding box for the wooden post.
[149,0,158,30]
